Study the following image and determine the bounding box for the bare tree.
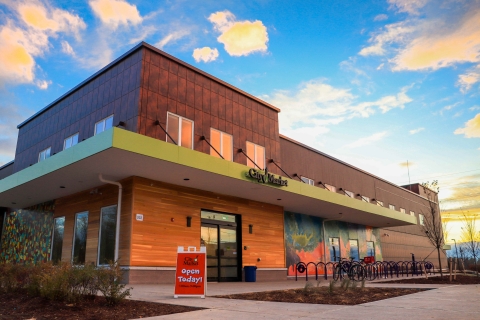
[420,181,445,277]
[460,213,480,276]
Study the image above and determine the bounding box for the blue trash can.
[244,266,257,282]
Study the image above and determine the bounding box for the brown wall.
[137,47,282,174]
[130,176,285,268]
[13,51,143,173]
[54,178,133,265]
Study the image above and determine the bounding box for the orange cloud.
[458,65,480,93]
[208,10,268,57]
[89,0,142,29]
[192,47,219,63]
[392,10,480,71]
[454,114,480,138]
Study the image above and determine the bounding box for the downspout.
[99,174,122,262]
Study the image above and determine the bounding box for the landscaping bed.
[378,274,480,284]
[0,290,203,320]
[215,285,428,305]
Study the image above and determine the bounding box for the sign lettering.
[247,168,288,187]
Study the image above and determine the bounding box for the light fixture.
[277,198,281,201]
[184,178,190,181]
[60,186,65,189]
[249,224,253,234]
[186,216,192,227]
[117,121,126,128]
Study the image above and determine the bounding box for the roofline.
[18,42,280,129]
[141,42,280,113]
[0,160,14,171]
[279,134,430,200]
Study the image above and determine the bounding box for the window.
[344,190,354,198]
[325,184,336,192]
[50,217,65,263]
[400,208,406,214]
[410,210,415,216]
[419,214,425,226]
[366,241,375,257]
[349,239,359,261]
[166,112,193,149]
[38,147,51,162]
[376,200,384,207]
[210,128,233,161]
[329,237,340,262]
[63,133,79,150]
[94,115,114,135]
[301,176,314,185]
[72,211,88,264]
[389,204,395,211]
[246,141,265,170]
[98,205,117,265]
[360,195,370,202]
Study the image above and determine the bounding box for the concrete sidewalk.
[129,281,480,319]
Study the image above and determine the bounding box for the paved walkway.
[129,280,480,319]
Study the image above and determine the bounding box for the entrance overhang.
[0,128,416,228]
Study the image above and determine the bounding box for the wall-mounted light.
[171,218,175,222]
[249,224,253,234]
[117,121,126,129]
[186,216,192,227]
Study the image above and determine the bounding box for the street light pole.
[452,239,459,260]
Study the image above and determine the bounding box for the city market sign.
[246,168,288,187]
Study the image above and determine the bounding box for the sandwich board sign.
[174,246,206,298]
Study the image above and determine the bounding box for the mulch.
[0,291,204,320]
[378,274,480,284]
[215,287,428,305]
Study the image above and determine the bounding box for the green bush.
[96,261,132,306]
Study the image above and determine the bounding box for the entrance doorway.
[200,211,240,282]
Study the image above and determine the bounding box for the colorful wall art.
[0,202,55,264]
[284,212,383,276]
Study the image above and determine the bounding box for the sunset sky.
[0,0,479,243]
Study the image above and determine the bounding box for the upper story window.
[301,176,314,185]
[325,184,336,192]
[95,115,113,135]
[376,200,384,207]
[419,213,425,225]
[210,128,233,161]
[64,133,79,150]
[167,112,193,149]
[38,147,51,162]
[344,190,354,198]
[246,141,265,170]
[400,208,406,214]
[389,204,396,211]
[360,195,370,202]
[410,210,415,216]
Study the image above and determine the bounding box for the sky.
[0,0,479,243]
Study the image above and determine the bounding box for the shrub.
[96,261,131,306]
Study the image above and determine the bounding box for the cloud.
[387,0,429,15]
[155,29,190,49]
[266,79,412,132]
[89,0,142,29]
[409,127,424,134]
[0,1,86,86]
[458,65,480,93]
[208,10,268,56]
[36,79,51,89]
[440,174,480,213]
[454,113,480,138]
[346,131,388,148]
[359,21,414,56]
[0,104,32,165]
[61,40,75,55]
[374,14,388,21]
[470,106,480,111]
[192,47,219,63]
[399,161,415,168]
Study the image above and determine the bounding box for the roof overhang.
[0,128,417,228]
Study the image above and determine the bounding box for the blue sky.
[0,0,479,240]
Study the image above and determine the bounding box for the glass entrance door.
[201,219,240,282]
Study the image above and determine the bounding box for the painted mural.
[0,202,55,264]
[284,212,383,276]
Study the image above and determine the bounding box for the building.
[0,42,445,283]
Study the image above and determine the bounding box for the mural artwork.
[284,212,383,276]
[0,202,55,264]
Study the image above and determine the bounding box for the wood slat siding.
[131,176,285,268]
[54,178,133,265]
